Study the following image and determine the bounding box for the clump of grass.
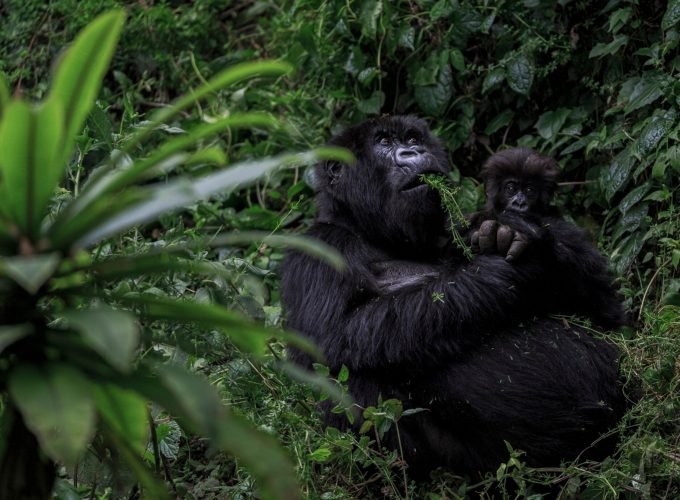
[420,174,473,260]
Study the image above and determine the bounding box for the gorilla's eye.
[407,137,418,145]
[525,185,536,197]
[377,135,391,146]
[505,182,517,194]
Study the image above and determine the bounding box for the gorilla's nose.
[511,200,528,212]
[396,147,423,166]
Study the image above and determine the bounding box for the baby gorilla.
[484,146,560,216]
[471,147,626,328]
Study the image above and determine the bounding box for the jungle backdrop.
[0,0,678,498]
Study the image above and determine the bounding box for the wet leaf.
[63,307,139,372]
[603,150,635,201]
[482,67,505,94]
[360,0,383,39]
[505,53,534,96]
[535,108,570,141]
[9,364,95,465]
[414,51,452,116]
[2,253,61,294]
[618,183,651,214]
[662,0,680,30]
[589,35,628,58]
[484,110,514,135]
[357,90,385,115]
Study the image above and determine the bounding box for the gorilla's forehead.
[367,115,430,137]
[329,115,433,149]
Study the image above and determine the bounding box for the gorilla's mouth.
[400,170,443,192]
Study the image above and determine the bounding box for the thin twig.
[638,258,671,320]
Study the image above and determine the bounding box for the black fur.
[281,117,626,478]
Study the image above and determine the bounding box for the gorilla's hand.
[470,220,529,262]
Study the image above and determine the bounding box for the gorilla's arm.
[493,213,627,328]
[545,217,627,328]
[282,224,548,371]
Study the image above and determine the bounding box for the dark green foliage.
[1,0,679,498]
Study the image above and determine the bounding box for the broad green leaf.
[535,108,570,141]
[588,35,628,58]
[9,364,95,464]
[63,307,139,372]
[634,110,676,156]
[151,420,181,460]
[308,447,332,463]
[0,324,32,354]
[344,46,366,76]
[0,99,64,236]
[612,203,649,242]
[94,384,148,453]
[86,102,114,149]
[360,0,383,39]
[482,67,505,94]
[1,253,61,294]
[450,48,465,72]
[505,53,534,96]
[357,90,385,115]
[608,8,632,33]
[48,10,125,156]
[484,110,514,135]
[662,0,680,30]
[397,25,415,50]
[618,183,651,214]
[621,75,664,114]
[450,5,483,42]
[414,51,452,116]
[158,365,300,500]
[72,149,350,249]
[612,232,646,274]
[431,0,455,20]
[603,149,635,201]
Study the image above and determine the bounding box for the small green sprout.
[420,174,473,260]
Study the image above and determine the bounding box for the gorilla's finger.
[496,225,514,255]
[470,230,480,251]
[478,220,499,253]
[505,233,529,262]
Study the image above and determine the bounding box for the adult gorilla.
[281,116,626,477]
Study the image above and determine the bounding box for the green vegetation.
[0,0,678,498]
[421,173,473,259]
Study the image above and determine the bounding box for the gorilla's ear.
[326,161,343,184]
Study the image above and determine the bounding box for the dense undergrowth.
[1,0,678,498]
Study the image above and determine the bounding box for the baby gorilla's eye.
[505,182,517,194]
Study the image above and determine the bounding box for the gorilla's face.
[316,116,450,251]
[371,120,448,196]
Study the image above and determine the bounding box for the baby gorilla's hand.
[470,220,529,262]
